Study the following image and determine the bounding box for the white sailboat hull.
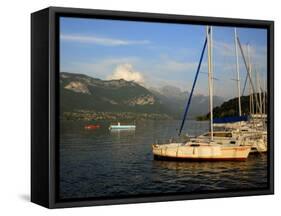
[196,134,267,153]
[152,143,251,161]
[248,138,267,153]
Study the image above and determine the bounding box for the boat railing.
[155,136,189,145]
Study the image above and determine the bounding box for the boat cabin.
[200,131,233,138]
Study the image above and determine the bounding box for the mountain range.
[60,72,224,119]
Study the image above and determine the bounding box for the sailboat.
[109,122,136,130]
[208,29,267,153]
[152,26,251,161]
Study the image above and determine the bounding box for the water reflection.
[59,120,268,199]
[110,128,136,138]
[153,154,267,172]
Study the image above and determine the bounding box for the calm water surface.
[59,120,268,199]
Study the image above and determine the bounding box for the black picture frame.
[31,6,274,208]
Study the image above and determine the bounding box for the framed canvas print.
[31,7,274,208]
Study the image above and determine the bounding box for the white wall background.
[0,0,279,215]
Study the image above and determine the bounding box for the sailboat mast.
[255,69,258,114]
[263,79,267,114]
[234,28,242,116]
[247,44,253,114]
[207,26,214,141]
[258,72,262,114]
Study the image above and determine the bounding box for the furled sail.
[178,37,207,136]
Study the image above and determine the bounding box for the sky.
[60,17,267,99]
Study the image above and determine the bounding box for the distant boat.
[109,122,136,130]
[84,124,100,130]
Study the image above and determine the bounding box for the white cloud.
[61,57,140,78]
[60,34,150,46]
[107,64,145,84]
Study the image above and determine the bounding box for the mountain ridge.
[60,72,224,120]
[197,94,267,120]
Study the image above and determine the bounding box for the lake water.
[59,120,268,200]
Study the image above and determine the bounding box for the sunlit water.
[59,120,268,199]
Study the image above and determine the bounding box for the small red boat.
[84,124,100,130]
